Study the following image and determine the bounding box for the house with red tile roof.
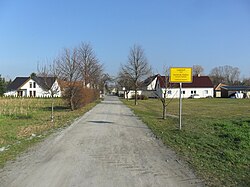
[153,75,214,98]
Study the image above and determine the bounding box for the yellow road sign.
[170,67,193,83]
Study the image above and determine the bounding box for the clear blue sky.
[0,0,250,80]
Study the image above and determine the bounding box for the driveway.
[0,96,203,187]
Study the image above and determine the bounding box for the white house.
[119,75,158,99]
[155,75,214,98]
[4,76,61,97]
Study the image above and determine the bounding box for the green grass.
[123,98,250,187]
[0,97,99,168]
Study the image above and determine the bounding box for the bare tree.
[120,45,151,105]
[37,63,60,97]
[55,44,103,110]
[55,48,82,110]
[39,43,104,111]
[193,65,204,76]
[99,73,112,95]
[210,65,240,85]
[242,77,250,86]
[78,43,103,88]
[117,71,134,100]
[37,63,60,122]
[156,67,171,120]
[209,67,224,85]
[224,65,240,85]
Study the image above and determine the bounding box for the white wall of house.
[4,90,17,97]
[47,80,62,97]
[125,90,142,99]
[157,87,214,99]
[20,79,41,97]
[141,90,157,98]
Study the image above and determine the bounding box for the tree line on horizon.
[192,64,250,86]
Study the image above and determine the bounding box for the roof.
[142,75,158,86]
[33,76,57,90]
[221,86,250,91]
[214,83,228,91]
[140,75,158,89]
[7,77,30,91]
[6,76,57,91]
[157,75,213,88]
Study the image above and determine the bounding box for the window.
[167,90,172,94]
[30,82,32,88]
[182,91,185,94]
[191,90,196,94]
[33,82,36,88]
[30,91,32,97]
[18,91,23,97]
[204,90,208,94]
[33,91,36,97]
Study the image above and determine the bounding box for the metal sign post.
[179,83,182,130]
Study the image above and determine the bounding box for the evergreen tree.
[0,75,7,96]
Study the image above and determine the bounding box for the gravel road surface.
[0,96,203,187]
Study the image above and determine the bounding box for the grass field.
[0,97,98,168]
[123,98,250,187]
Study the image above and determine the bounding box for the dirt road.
[0,96,203,187]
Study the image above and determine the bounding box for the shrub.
[131,94,148,100]
[139,95,148,100]
[63,86,99,110]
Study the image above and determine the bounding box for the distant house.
[220,86,250,98]
[4,76,61,97]
[155,75,214,98]
[124,90,142,99]
[120,75,158,99]
[214,83,228,98]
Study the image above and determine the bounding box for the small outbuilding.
[220,86,250,98]
[214,83,228,98]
